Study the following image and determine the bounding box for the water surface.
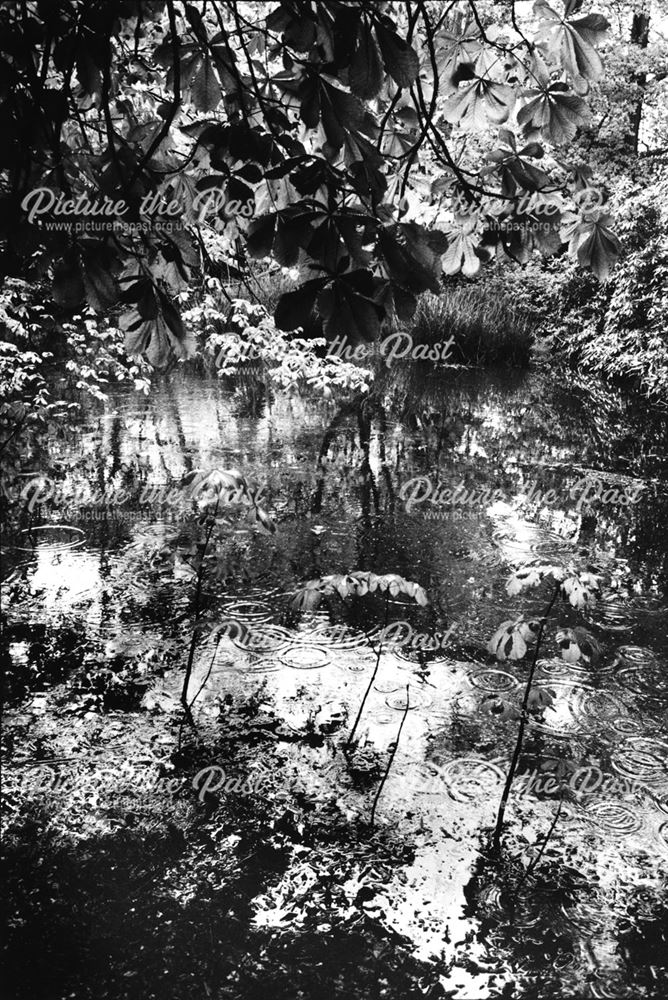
[2,365,667,998]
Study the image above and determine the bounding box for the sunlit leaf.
[534,1,609,84]
[441,220,481,277]
[506,563,559,595]
[488,618,540,661]
[443,77,514,129]
[560,571,601,609]
[517,83,587,144]
[556,626,600,664]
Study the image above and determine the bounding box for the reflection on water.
[2,366,668,998]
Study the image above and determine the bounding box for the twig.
[525,792,565,877]
[346,593,389,750]
[370,684,410,827]
[492,581,561,851]
[181,496,220,724]
[400,0,443,202]
[188,632,222,713]
[511,1,535,52]
[130,0,181,183]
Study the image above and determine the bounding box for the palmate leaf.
[349,28,384,99]
[485,130,549,193]
[318,271,384,344]
[560,570,601,609]
[274,278,324,331]
[561,211,621,281]
[487,618,540,661]
[307,210,374,270]
[441,219,481,277]
[533,1,609,84]
[247,211,313,266]
[209,33,240,91]
[298,74,365,151]
[556,627,600,664]
[379,223,446,294]
[291,580,324,612]
[121,309,195,369]
[506,561,602,610]
[348,570,369,596]
[185,468,275,532]
[380,121,415,159]
[517,82,587,144]
[2,0,620,371]
[374,21,419,88]
[319,79,365,150]
[435,20,483,82]
[506,563,556,595]
[443,77,514,129]
[574,218,621,282]
[291,570,429,613]
[188,53,223,112]
[188,468,247,496]
[198,123,275,168]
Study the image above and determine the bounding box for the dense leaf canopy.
[0,0,621,365]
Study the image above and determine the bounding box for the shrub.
[557,181,668,400]
[505,171,668,402]
[186,293,372,398]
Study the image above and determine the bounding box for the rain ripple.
[14,525,87,552]
[311,622,371,651]
[527,682,592,737]
[613,646,668,699]
[428,757,505,802]
[385,688,433,711]
[590,596,635,633]
[611,737,668,786]
[467,668,518,693]
[583,800,644,836]
[560,895,611,935]
[536,657,588,679]
[610,716,644,737]
[279,644,331,670]
[221,599,275,624]
[221,620,292,654]
[570,688,629,729]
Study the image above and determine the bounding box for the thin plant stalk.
[492,582,561,851]
[181,497,220,724]
[525,791,565,878]
[346,593,389,750]
[188,632,222,714]
[370,684,410,828]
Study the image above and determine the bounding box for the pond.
[2,364,668,1000]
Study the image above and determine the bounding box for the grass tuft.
[408,287,534,367]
